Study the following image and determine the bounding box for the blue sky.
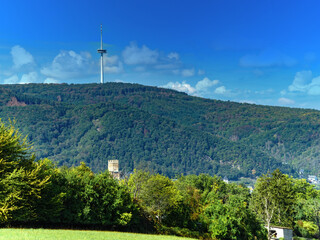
[1,1,320,109]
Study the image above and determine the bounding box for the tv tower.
[97,24,107,84]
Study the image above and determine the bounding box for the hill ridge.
[0,82,319,179]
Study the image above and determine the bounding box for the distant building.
[269,226,293,240]
[299,169,304,177]
[308,175,318,184]
[108,159,120,180]
[223,177,229,184]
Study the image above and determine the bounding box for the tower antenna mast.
[97,24,107,84]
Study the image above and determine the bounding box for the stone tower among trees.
[108,159,120,180]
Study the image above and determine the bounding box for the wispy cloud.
[41,50,95,80]
[288,70,312,92]
[181,68,195,77]
[240,50,296,68]
[278,97,295,105]
[3,71,39,84]
[167,52,179,60]
[44,78,60,84]
[3,74,19,84]
[104,55,123,73]
[122,42,159,65]
[20,71,38,84]
[214,86,227,94]
[288,70,320,95]
[196,77,219,94]
[121,42,199,79]
[198,69,205,75]
[11,45,35,69]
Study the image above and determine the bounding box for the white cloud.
[239,100,256,104]
[181,68,195,77]
[3,72,39,84]
[162,81,196,95]
[288,70,320,95]
[122,42,159,65]
[214,86,227,94]
[240,50,296,68]
[162,77,227,97]
[11,45,35,69]
[104,63,123,74]
[102,55,123,73]
[308,84,320,95]
[278,97,295,105]
[288,71,312,92]
[154,51,181,71]
[105,55,119,65]
[41,50,95,79]
[44,78,60,84]
[3,74,19,84]
[195,77,219,93]
[167,52,179,60]
[104,60,123,74]
[20,71,38,84]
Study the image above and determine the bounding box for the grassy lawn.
[0,228,196,240]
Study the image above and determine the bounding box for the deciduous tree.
[251,169,296,240]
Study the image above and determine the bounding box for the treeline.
[1,83,320,177]
[0,83,299,179]
[0,121,143,231]
[1,120,320,239]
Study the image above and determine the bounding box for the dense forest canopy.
[0,83,319,179]
[2,120,320,239]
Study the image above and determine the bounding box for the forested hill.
[0,83,319,179]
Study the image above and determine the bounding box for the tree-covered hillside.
[0,83,318,179]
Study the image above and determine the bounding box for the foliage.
[3,117,320,240]
[297,198,320,239]
[0,121,50,222]
[295,220,319,239]
[202,182,267,240]
[126,169,150,199]
[204,194,267,240]
[128,172,179,224]
[251,169,296,239]
[2,82,316,179]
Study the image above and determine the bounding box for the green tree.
[0,120,33,170]
[165,179,202,230]
[57,162,138,227]
[204,194,267,240]
[251,169,296,240]
[0,121,51,223]
[296,197,320,239]
[139,174,180,224]
[32,159,66,224]
[126,169,150,199]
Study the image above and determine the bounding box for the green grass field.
[0,228,195,240]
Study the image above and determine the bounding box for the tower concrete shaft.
[100,52,104,84]
[97,24,107,84]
